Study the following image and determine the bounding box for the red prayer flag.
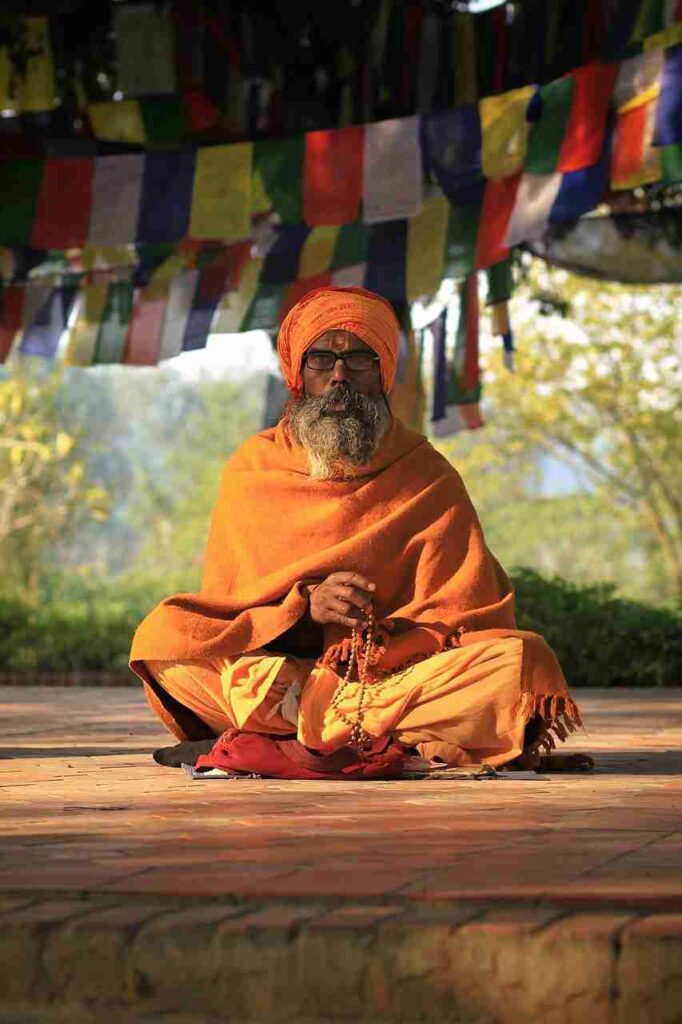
[304,125,364,226]
[123,289,167,366]
[558,63,619,173]
[281,271,333,321]
[460,273,480,391]
[31,158,94,249]
[0,284,25,362]
[474,174,521,271]
[611,102,647,184]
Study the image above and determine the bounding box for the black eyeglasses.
[303,349,380,372]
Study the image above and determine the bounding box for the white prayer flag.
[504,172,563,248]
[363,115,423,224]
[113,3,176,96]
[612,50,663,112]
[158,270,199,362]
[332,263,367,288]
[88,154,144,246]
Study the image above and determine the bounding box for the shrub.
[0,569,680,685]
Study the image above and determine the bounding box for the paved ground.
[1,686,681,1023]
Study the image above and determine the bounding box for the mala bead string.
[330,609,375,750]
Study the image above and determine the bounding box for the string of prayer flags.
[363,116,423,223]
[31,158,94,250]
[136,152,195,244]
[93,281,134,364]
[20,282,76,359]
[88,155,144,246]
[406,195,449,301]
[304,126,364,225]
[557,63,619,172]
[253,137,304,223]
[0,284,25,362]
[474,174,520,270]
[420,105,482,206]
[504,171,563,246]
[189,144,252,241]
[479,86,535,180]
[433,274,483,436]
[654,43,682,144]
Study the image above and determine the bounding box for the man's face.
[302,330,383,400]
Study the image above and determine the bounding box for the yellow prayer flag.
[64,285,109,367]
[89,100,146,144]
[189,143,253,242]
[480,85,536,180]
[251,166,272,215]
[16,18,57,113]
[618,82,660,113]
[644,21,682,50]
[406,196,449,302]
[212,255,262,334]
[299,226,340,279]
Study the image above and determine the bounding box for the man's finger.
[338,585,372,609]
[330,571,376,592]
[332,598,366,621]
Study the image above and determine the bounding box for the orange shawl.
[130,418,516,700]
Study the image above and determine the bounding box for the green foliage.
[513,568,682,688]
[0,568,679,685]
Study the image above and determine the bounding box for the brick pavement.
[0,686,681,1023]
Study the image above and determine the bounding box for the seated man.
[130,285,587,774]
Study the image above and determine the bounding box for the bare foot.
[536,752,595,773]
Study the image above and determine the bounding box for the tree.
[0,364,110,599]
[440,262,682,604]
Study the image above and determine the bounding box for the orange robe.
[130,417,580,763]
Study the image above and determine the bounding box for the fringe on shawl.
[514,690,583,749]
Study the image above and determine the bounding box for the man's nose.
[330,357,349,383]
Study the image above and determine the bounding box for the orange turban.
[277,286,401,395]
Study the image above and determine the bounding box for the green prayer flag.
[141,97,189,146]
[241,283,287,332]
[94,281,134,364]
[443,205,480,280]
[525,77,574,174]
[449,274,481,406]
[660,144,682,184]
[332,220,369,270]
[0,159,44,247]
[486,257,513,306]
[254,137,304,224]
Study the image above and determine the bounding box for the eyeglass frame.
[302,349,381,373]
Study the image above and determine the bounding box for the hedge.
[0,569,679,686]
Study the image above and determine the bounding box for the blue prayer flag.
[654,44,682,147]
[136,151,195,243]
[420,106,482,207]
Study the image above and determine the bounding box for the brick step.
[1,894,680,1023]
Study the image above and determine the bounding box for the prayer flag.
[140,96,189,146]
[0,159,43,247]
[64,285,109,366]
[261,224,311,285]
[304,126,364,225]
[331,220,369,271]
[364,219,408,301]
[504,171,563,246]
[480,86,535,180]
[653,43,682,145]
[88,100,146,145]
[611,98,661,189]
[241,283,288,333]
[363,116,422,223]
[31,157,94,249]
[612,50,663,112]
[452,12,478,105]
[444,195,482,279]
[557,63,618,172]
[183,242,251,351]
[644,20,682,48]
[123,287,167,365]
[16,17,57,113]
[660,141,682,181]
[331,263,367,288]
[474,174,521,271]
[299,226,341,279]
[406,196,449,301]
[113,2,176,96]
[136,152,195,244]
[0,284,25,362]
[550,129,612,223]
[525,77,574,174]
[420,105,482,206]
[189,143,252,241]
[253,137,304,223]
[212,256,262,335]
[88,154,144,246]
[20,283,76,359]
[433,275,483,436]
[157,269,199,362]
[93,281,134,364]
[430,310,448,424]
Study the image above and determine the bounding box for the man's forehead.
[308,329,372,352]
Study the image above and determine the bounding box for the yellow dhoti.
[145,629,576,768]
